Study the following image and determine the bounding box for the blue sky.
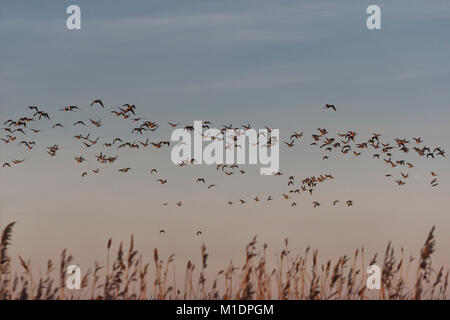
[1,0,450,118]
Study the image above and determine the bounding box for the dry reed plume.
[0,222,448,300]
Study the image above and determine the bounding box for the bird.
[91,99,104,108]
[290,132,303,140]
[157,179,167,184]
[13,128,26,135]
[118,168,131,173]
[60,106,79,112]
[346,200,353,207]
[284,140,295,148]
[34,111,50,120]
[90,119,102,127]
[313,201,320,208]
[150,169,158,174]
[324,104,336,111]
[139,139,150,147]
[74,121,86,126]
[196,231,202,236]
[122,104,136,115]
[27,106,39,112]
[12,159,25,165]
[333,200,340,206]
[75,156,85,163]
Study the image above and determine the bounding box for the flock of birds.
[1,101,445,235]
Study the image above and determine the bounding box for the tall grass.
[0,222,447,300]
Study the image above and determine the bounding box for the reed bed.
[0,222,447,300]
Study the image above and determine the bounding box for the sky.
[0,0,450,285]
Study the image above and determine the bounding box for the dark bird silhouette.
[91,99,104,108]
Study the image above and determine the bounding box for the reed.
[0,222,447,300]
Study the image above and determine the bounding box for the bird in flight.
[75,156,85,163]
[324,104,336,111]
[91,99,104,108]
[60,106,79,112]
[74,121,86,126]
[139,139,150,147]
[290,132,303,140]
[284,140,295,148]
[90,119,102,127]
